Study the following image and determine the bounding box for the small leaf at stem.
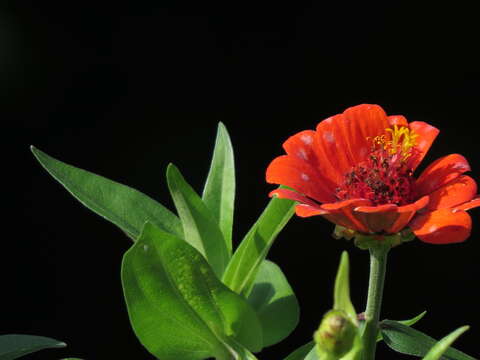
[0,334,66,360]
[167,163,230,278]
[202,122,235,254]
[31,146,182,240]
[423,326,470,360]
[376,310,427,342]
[380,320,475,359]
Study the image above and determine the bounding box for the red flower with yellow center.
[266,104,480,244]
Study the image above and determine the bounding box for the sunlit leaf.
[31,146,182,240]
[222,191,295,295]
[202,122,235,254]
[121,222,263,360]
[167,163,230,278]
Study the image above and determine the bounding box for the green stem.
[362,245,389,360]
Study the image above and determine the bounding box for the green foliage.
[248,260,299,347]
[167,163,230,278]
[121,222,263,360]
[423,326,469,360]
[222,191,296,295]
[202,122,235,252]
[0,335,65,360]
[31,146,182,240]
[380,320,475,359]
[33,123,303,359]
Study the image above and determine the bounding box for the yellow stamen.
[385,125,418,160]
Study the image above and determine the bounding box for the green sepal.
[248,260,299,347]
[333,251,357,325]
[380,320,475,359]
[202,122,235,254]
[0,334,66,360]
[121,222,263,360]
[222,190,295,295]
[167,163,230,278]
[31,146,183,240]
[422,326,469,360]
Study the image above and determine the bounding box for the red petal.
[341,104,390,165]
[352,204,399,233]
[415,154,471,197]
[266,155,335,203]
[408,121,440,171]
[282,129,338,192]
[296,203,327,217]
[314,114,356,184]
[385,195,430,233]
[388,115,408,127]
[410,208,472,244]
[269,188,319,207]
[426,175,477,211]
[353,196,429,234]
[319,198,373,233]
[454,197,480,211]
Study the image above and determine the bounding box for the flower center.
[335,126,418,206]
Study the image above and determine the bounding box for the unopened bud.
[314,309,357,358]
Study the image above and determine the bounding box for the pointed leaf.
[167,163,230,278]
[121,223,263,360]
[222,191,295,295]
[31,146,182,240]
[202,122,235,253]
[248,260,299,347]
[0,334,66,360]
[283,342,314,360]
[380,320,475,359]
[376,311,427,342]
[423,326,470,360]
[333,252,357,324]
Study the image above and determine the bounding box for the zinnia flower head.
[266,104,480,244]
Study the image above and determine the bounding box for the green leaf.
[31,146,182,240]
[248,260,299,347]
[380,320,475,359]
[333,251,357,324]
[0,334,66,360]
[202,122,235,254]
[167,163,230,278]
[222,191,295,295]
[376,311,427,342]
[283,342,314,360]
[121,222,263,360]
[423,326,470,360]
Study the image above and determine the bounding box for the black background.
[4,1,480,359]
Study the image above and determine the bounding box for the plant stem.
[362,245,389,360]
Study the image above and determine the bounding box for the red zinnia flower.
[266,104,480,244]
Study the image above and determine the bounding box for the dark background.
[4,1,480,359]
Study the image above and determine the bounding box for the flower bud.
[314,309,357,358]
